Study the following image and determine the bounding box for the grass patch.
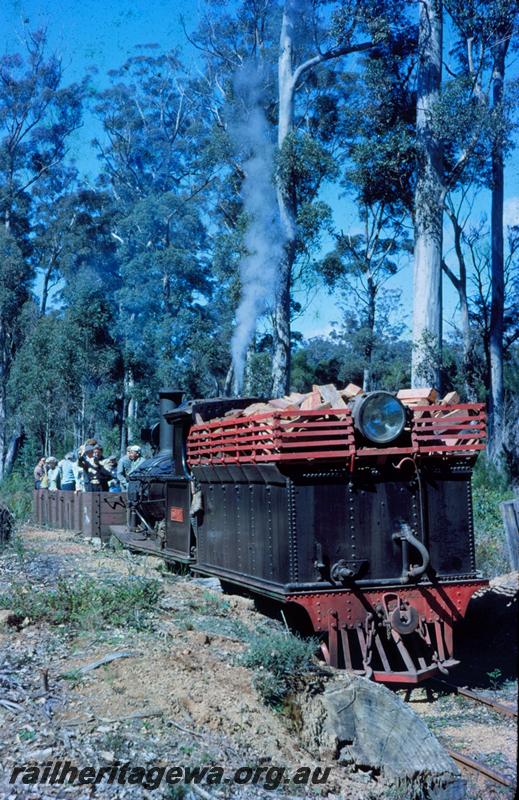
[0,472,32,524]
[0,575,162,631]
[240,627,318,706]
[60,668,86,687]
[1,532,28,561]
[197,590,230,617]
[171,591,248,640]
[472,459,513,576]
[18,729,37,743]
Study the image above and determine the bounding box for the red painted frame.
[286,580,487,684]
[187,403,486,466]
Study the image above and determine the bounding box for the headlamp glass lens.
[359,393,406,443]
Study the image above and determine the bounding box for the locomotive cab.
[121,393,262,563]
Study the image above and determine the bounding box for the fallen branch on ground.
[59,650,138,678]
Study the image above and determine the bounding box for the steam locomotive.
[111,388,488,685]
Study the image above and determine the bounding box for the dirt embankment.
[0,527,516,800]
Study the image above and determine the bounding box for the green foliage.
[0,230,32,326]
[0,5,515,476]
[431,76,494,186]
[486,667,502,690]
[60,668,86,687]
[243,346,274,397]
[277,132,338,208]
[166,786,190,800]
[0,472,32,523]
[18,729,37,743]
[240,627,317,705]
[197,590,231,617]
[8,291,121,457]
[291,318,411,394]
[472,458,513,576]
[0,576,162,631]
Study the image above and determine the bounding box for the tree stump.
[0,503,14,545]
[295,672,465,800]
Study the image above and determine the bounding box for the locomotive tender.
[111,388,488,685]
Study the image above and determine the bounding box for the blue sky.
[0,0,202,177]
[1,0,517,340]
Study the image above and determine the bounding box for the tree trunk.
[244,344,255,395]
[224,362,234,397]
[40,260,55,316]
[272,250,294,396]
[272,3,298,398]
[488,42,507,465]
[45,389,52,457]
[0,366,6,482]
[3,427,22,478]
[123,368,137,445]
[271,1,372,396]
[459,284,474,399]
[0,323,11,480]
[363,277,376,392]
[120,396,128,457]
[127,396,138,443]
[443,211,474,400]
[80,390,86,446]
[411,0,443,390]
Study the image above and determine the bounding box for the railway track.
[409,679,517,791]
[447,749,515,789]
[433,678,518,720]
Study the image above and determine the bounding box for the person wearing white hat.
[46,457,61,491]
[117,445,145,491]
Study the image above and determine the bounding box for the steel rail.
[433,679,517,719]
[447,750,515,788]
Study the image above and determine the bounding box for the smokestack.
[159,389,183,453]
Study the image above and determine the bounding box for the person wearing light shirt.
[58,452,76,491]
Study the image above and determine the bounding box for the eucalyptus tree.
[0,29,85,478]
[93,48,221,443]
[487,3,517,462]
[8,185,124,458]
[411,0,443,388]
[412,0,518,402]
[321,209,410,391]
[271,0,393,395]
[189,0,406,395]
[319,20,414,391]
[436,0,518,459]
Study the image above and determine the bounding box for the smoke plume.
[230,62,284,395]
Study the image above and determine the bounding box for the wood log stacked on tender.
[220,383,364,420]
[216,384,470,420]
[197,384,483,454]
[396,387,484,449]
[396,387,439,406]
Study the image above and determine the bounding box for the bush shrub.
[240,627,318,705]
[0,575,162,631]
[472,459,514,576]
[0,472,32,524]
